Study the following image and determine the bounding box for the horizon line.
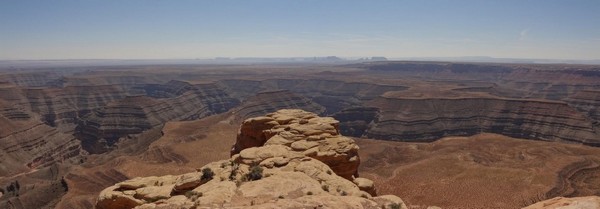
[1,56,599,62]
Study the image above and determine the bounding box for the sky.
[1,0,599,60]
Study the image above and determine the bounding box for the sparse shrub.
[246,164,263,181]
[229,162,240,181]
[3,180,20,195]
[278,195,284,199]
[61,177,69,191]
[6,183,14,193]
[184,190,194,197]
[326,170,332,175]
[321,185,329,192]
[389,203,401,209]
[340,191,347,196]
[146,196,165,202]
[201,167,215,181]
[307,191,313,195]
[185,191,202,201]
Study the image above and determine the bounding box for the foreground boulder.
[96,109,406,209]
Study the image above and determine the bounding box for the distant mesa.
[207,56,385,63]
[358,56,388,61]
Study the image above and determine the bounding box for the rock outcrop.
[523,196,600,209]
[96,109,405,209]
[231,109,360,179]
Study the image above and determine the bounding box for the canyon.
[0,61,599,208]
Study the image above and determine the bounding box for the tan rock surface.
[353,177,377,196]
[522,196,600,209]
[231,109,360,179]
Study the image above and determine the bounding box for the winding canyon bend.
[0,61,600,208]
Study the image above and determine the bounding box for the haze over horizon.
[1,0,599,60]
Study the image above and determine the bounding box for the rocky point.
[95,109,406,209]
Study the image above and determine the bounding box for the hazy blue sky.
[1,0,599,60]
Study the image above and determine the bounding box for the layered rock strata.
[96,109,405,209]
[363,96,600,145]
[0,105,82,176]
[20,85,129,129]
[217,78,408,114]
[76,85,239,153]
[359,61,600,84]
[232,90,325,120]
[565,90,600,125]
[0,72,64,87]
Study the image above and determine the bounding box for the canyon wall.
[76,84,239,153]
[359,96,599,145]
[0,112,82,176]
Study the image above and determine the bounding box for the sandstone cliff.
[96,109,406,209]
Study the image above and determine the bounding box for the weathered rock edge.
[522,196,600,209]
[96,109,406,209]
